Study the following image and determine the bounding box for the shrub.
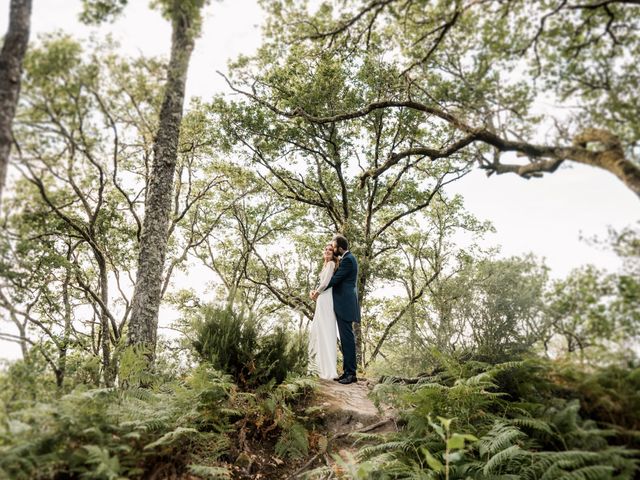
[192,306,308,389]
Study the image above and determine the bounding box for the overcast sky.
[0,0,638,361]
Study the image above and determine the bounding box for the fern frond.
[274,421,309,459]
[479,423,526,457]
[483,445,529,475]
[557,465,615,480]
[509,417,555,436]
[349,431,388,444]
[358,440,414,459]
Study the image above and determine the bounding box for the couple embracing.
[309,234,360,385]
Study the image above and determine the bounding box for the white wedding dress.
[308,261,338,380]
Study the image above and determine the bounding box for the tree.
[126,0,207,362]
[1,34,219,386]
[210,37,491,367]
[0,223,82,388]
[0,0,32,207]
[463,256,548,361]
[236,1,640,198]
[2,35,164,386]
[545,266,616,361]
[379,254,548,369]
[545,224,640,361]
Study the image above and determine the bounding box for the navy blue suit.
[324,251,360,375]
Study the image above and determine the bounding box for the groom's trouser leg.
[336,314,357,375]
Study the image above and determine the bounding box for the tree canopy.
[223,0,640,198]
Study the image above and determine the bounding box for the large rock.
[315,378,395,434]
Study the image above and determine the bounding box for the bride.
[308,243,339,380]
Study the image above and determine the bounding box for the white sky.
[0,0,638,362]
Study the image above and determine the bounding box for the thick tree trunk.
[127,7,197,360]
[0,0,32,207]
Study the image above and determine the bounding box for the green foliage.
[3,1,640,478]
[255,324,309,385]
[118,345,156,387]
[79,0,128,24]
[192,306,308,389]
[4,32,168,387]
[542,260,640,362]
[275,421,309,459]
[0,356,59,408]
[553,363,640,434]
[0,364,234,479]
[341,359,640,479]
[230,375,318,466]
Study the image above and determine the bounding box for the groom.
[314,234,360,385]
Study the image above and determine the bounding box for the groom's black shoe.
[338,374,358,385]
[333,373,347,382]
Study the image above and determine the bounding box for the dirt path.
[288,378,396,478]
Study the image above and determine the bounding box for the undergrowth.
[307,359,640,480]
[0,357,320,479]
[0,364,234,479]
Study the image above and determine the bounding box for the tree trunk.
[98,258,114,386]
[14,315,28,358]
[127,4,198,361]
[58,269,72,389]
[355,248,371,369]
[0,0,32,207]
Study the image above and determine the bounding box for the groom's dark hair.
[333,234,349,251]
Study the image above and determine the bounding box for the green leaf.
[438,416,454,432]
[423,449,444,472]
[447,433,477,450]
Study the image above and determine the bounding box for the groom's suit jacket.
[324,251,361,323]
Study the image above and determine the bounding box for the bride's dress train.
[309,261,338,380]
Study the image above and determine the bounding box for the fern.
[358,439,416,459]
[509,417,555,437]
[483,445,529,475]
[275,421,309,459]
[82,445,125,480]
[347,360,640,480]
[479,423,526,457]
[0,370,236,479]
[557,465,615,480]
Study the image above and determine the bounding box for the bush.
[0,355,59,410]
[192,306,308,389]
